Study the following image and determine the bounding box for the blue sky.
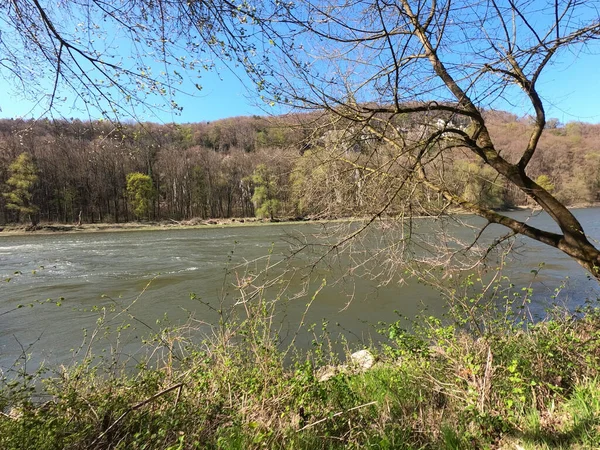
[0,61,270,123]
[2,48,598,125]
[0,7,599,125]
[524,49,600,124]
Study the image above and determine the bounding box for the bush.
[2,279,600,449]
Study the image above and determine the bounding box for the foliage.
[290,149,330,217]
[458,162,505,209]
[249,164,280,219]
[215,0,600,280]
[0,117,303,224]
[3,153,39,225]
[1,115,600,226]
[2,277,600,449]
[3,0,600,280]
[535,175,555,194]
[557,171,594,206]
[126,172,154,219]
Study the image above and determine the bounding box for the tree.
[535,175,555,195]
[226,0,600,281]
[3,152,39,225]
[458,162,506,210]
[1,1,245,120]
[4,0,600,280]
[249,164,280,219]
[126,172,154,220]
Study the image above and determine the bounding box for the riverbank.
[0,213,437,236]
[2,202,598,237]
[2,296,600,449]
[0,216,320,236]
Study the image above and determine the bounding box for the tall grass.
[2,270,600,449]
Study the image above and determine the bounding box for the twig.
[479,345,493,413]
[89,383,184,448]
[298,401,377,431]
[174,383,183,409]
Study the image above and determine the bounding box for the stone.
[350,349,376,371]
[316,350,377,382]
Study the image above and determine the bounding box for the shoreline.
[0,203,597,237]
[0,217,322,237]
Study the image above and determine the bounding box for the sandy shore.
[0,217,316,236]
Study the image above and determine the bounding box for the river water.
[1,208,599,371]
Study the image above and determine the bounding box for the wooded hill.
[1,110,599,225]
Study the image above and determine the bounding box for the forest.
[1,109,599,226]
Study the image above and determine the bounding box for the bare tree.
[228,0,600,281]
[1,0,248,120]
[3,0,600,279]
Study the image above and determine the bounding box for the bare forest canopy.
[1,109,599,226]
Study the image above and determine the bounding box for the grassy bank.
[2,291,600,450]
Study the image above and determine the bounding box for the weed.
[2,271,600,449]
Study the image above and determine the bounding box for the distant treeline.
[0,110,599,225]
[0,115,306,224]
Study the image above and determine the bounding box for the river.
[1,208,599,371]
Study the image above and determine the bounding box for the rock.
[316,350,376,382]
[350,350,376,371]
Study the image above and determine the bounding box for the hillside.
[0,111,598,225]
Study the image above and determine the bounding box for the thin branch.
[298,401,378,431]
[89,383,184,448]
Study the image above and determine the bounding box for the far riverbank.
[1,201,599,237]
[0,216,318,236]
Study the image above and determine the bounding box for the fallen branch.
[89,382,184,448]
[0,410,16,420]
[298,401,378,431]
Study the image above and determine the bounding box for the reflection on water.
[1,208,599,370]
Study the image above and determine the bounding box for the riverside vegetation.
[3,112,600,449]
[3,2,600,447]
[2,270,600,450]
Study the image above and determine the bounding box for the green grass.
[2,294,600,449]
